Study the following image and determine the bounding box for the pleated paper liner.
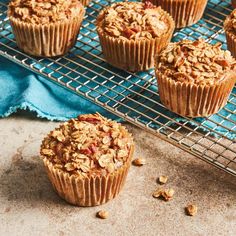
[147,0,208,28]
[156,72,236,117]
[8,9,85,57]
[79,0,91,6]
[43,145,134,207]
[96,13,174,72]
[225,28,236,59]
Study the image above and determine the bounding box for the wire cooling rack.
[0,0,236,176]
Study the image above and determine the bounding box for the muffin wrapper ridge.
[79,0,91,6]
[43,145,134,207]
[156,72,236,117]
[225,29,236,59]
[148,0,208,28]
[9,10,85,57]
[96,16,174,72]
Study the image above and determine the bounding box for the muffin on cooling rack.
[8,0,85,57]
[96,1,174,72]
[155,39,236,117]
[146,0,208,28]
[40,113,134,206]
[224,8,236,58]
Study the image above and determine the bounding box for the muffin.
[40,113,134,206]
[155,39,236,117]
[96,1,174,72]
[146,0,208,28]
[8,0,85,57]
[224,8,236,58]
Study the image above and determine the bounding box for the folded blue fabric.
[0,56,119,121]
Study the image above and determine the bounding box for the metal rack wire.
[0,0,235,176]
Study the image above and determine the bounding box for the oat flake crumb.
[132,158,146,166]
[97,210,109,219]
[152,188,174,201]
[186,204,198,216]
[159,175,168,184]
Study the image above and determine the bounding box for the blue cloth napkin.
[0,56,118,121]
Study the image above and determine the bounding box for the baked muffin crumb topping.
[41,113,133,177]
[97,1,171,40]
[224,8,236,33]
[156,39,236,85]
[8,0,83,24]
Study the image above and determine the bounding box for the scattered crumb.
[152,188,175,201]
[96,210,109,219]
[185,204,198,216]
[132,158,146,166]
[152,188,163,198]
[158,175,168,184]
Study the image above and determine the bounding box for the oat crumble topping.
[156,39,236,85]
[96,1,171,40]
[8,0,83,24]
[224,8,236,33]
[41,113,133,177]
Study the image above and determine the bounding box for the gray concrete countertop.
[0,111,235,236]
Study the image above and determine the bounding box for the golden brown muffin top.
[41,114,133,177]
[96,1,173,40]
[8,0,83,24]
[224,8,236,33]
[156,39,236,85]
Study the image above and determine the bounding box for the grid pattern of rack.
[0,0,236,176]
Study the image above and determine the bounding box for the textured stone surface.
[0,111,235,236]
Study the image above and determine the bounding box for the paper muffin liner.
[79,0,91,6]
[43,145,134,207]
[148,0,208,28]
[9,9,85,57]
[156,71,236,117]
[96,15,174,72]
[225,29,236,59]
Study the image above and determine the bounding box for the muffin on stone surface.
[224,8,236,58]
[8,0,85,57]
[155,39,236,117]
[96,1,174,72]
[40,113,134,206]
[146,0,208,28]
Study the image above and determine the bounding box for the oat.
[132,158,146,166]
[162,188,174,201]
[40,113,133,177]
[185,204,198,216]
[156,39,236,85]
[158,175,168,184]
[8,0,83,24]
[96,2,171,40]
[152,188,174,201]
[97,210,109,219]
[152,188,163,198]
